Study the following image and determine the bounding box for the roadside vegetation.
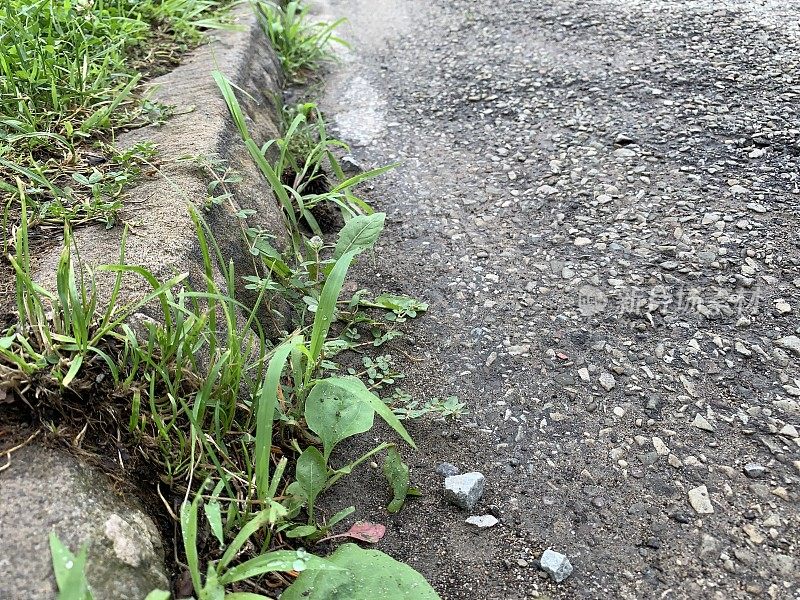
[1,1,451,598]
[0,0,230,229]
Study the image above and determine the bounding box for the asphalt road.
[317,1,800,598]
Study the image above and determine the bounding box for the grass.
[254,0,347,81]
[0,0,230,230]
[2,0,453,597]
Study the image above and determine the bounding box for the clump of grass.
[0,0,230,230]
[254,0,347,80]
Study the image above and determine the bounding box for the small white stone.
[652,437,670,456]
[599,372,616,391]
[574,237,592,247]
[577,367,590,382]
[688,485,714,514]
[539,549,574,583]
[779,424,798,438]
[692,414,716,432]
[465,514,499,528]
[775,301,791,315]
[775,336,800,357]
[613,406,626,417]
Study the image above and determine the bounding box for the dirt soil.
[314,0,800,598]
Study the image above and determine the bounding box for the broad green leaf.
[305,377,375,460]
[344,377,417,450]
[218,550,343,585]
[333,213,385,259]
[281,543,440,600]
[383,447,410,513]
[143,591,171,600]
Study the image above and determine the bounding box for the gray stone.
[743,462,768,479]
[539,549,574,583]
[444,472,486,510]
[775,336,800,356]
[0,445,169,599]
[698,534,723,563]
[599,372,616,391]
[465,515,499,528]
[435,462,460,477]
[692,413,715,432]
[688,484,714,514]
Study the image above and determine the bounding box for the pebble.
[444,472,486,510]
[779,424,798,438]
[775,336,800,356]
[774,301,791,315]
[577,367,590,382]
[539,549,574,583]
[743,463,768,479]
[599,372,616,391]
[688,485,714,514]
[652,437,670,456]
[465,514,499,528]
[435,462,460,477]
[574,237,592,247]
[698,534,722,563]
[692,414,715,432]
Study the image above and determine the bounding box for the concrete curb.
[34,6,287,326]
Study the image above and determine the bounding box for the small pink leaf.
[344,521,386,543]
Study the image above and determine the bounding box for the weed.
[254,0,347,80]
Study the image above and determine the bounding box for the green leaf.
[286,525,318,538]
[179,498,201,596]
[281,543,440,600]
[327,506,355,528]
[383,447,410,513]
[218,550,343,585]
[255,337,301,500]
[307,251,358,378]
[204,500,225,548]
[304,377,375,461]
[363,388,416,450]
[295,446,328,517]
[144,591,171,600]
[333,213,385,259]
[49,532,93,600]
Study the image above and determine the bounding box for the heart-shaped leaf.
[305,377,375,460]
[333,212,386,259]
[281,543,440,600]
